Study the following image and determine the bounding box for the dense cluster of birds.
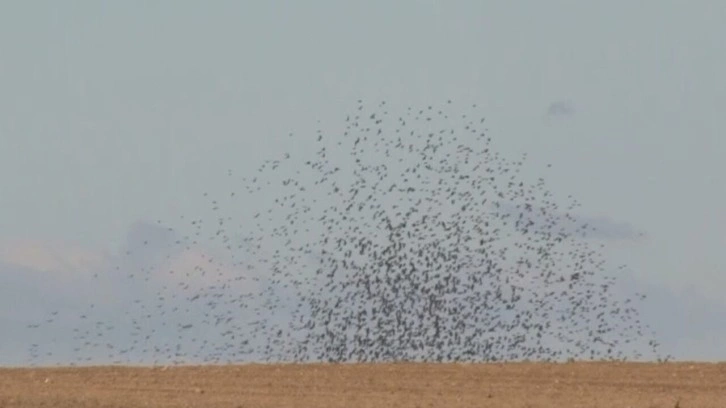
[25,100,666,365]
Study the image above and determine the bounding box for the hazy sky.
[1,1,726,364]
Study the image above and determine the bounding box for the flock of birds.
[25,100,666,365]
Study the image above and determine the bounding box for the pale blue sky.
[1,1,726,364]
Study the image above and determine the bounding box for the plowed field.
[1,362,724,407]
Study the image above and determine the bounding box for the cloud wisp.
[545,100,575,118]
[495,201,644,241]
[3,216,724,365]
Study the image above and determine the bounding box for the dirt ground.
[1,362,724,408]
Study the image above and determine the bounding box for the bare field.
[1,362,724,408]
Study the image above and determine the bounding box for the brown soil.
[1,362,724,407]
